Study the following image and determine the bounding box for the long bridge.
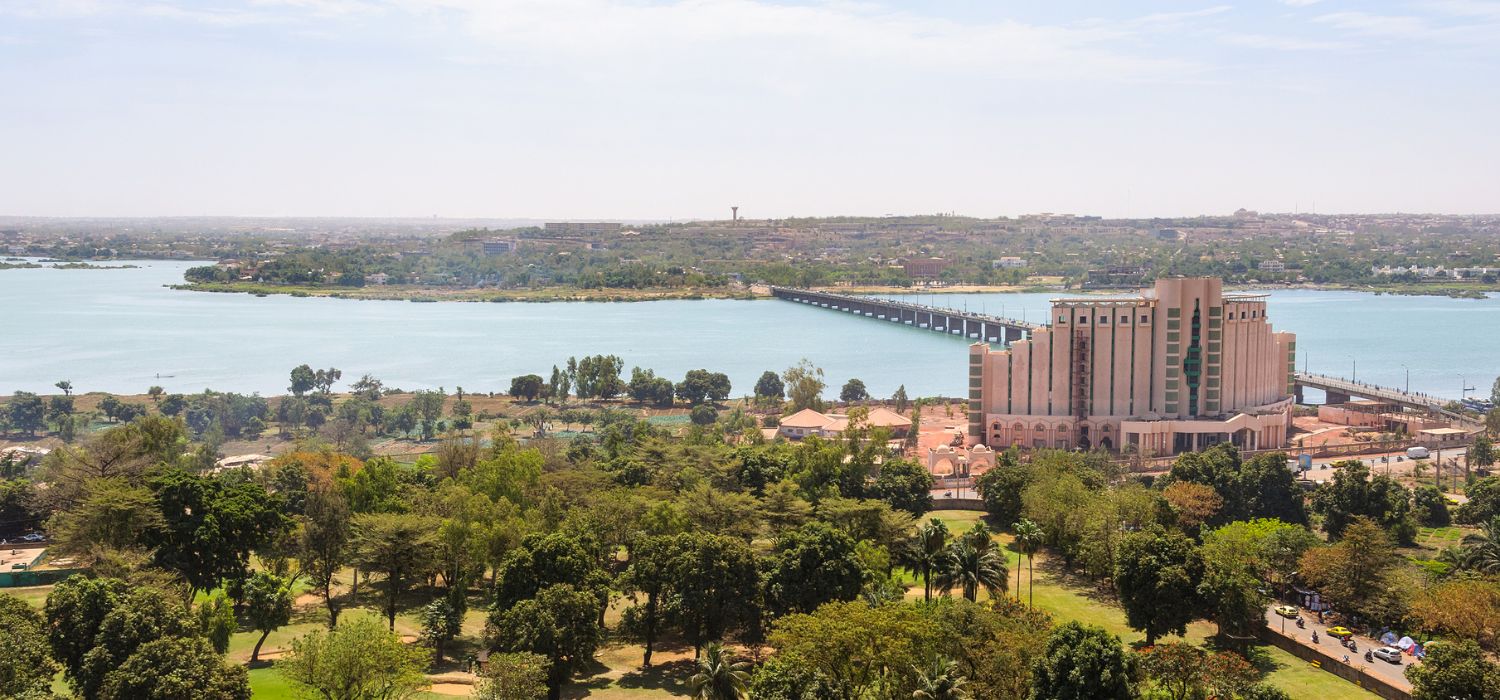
[768,286,1038,343]
[1294,372,1482,427]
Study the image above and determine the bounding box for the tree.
[691,404,719,426]
[47,478,165,558]
[1470,435,1496,474]
[937,524,1008,602]
[871,459,934,516]
[912,657,970,700]
[1297,516,1398,623]
[1405,639,1500,700]
[839,378,869,403]
[893,384,910,412]
[671,533,760,656]
[1459,477,1500,525]
[1029,622,1135,700]
[689,642,751,700]
[196,593,237,654]
[903,518,952,602]
[73,585,195,699]
[1410,578,1500,652]
[351,513,439,629]
[475,652,549,700]
[57,379,74,395]
[621,534,677,668]
[244,571,294,663]
[782,359,826,413]
[1137,642,1206,700]
[0,593,58,698]
[677,369,732,405]
[1459,517,1500,574]
[1163,445,1306,526]
[150,469,292,601]
[754,370,785,403]
[490,584,603,700]
[7,391,45,436]
[547,365,570,404]
[289,364,317,396]
[768,601,941,700]
[493,533,605,611]
[1114,527,1203,645]
[509,374,545,402]
[976,461,1028,525]
[765,522,864,615]
[98,636,250,700]
[44,576,131,688]
[1013,519,1044,609]
[351,374,385,401]
[300,485,354,627]
[1311,461,1417,543]
[1414,485,1452,526]
[1162,481,1222,534]
[280,615,430,700]
[420,597,463,667]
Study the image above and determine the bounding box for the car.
[1327,626,1353,639]
[10,563,27,570]
[1275,605,1300,618]
[1373,647,1403,664]
[20,533,44,542]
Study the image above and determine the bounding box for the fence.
[0,567,87,587]
[1255,624,1412,700]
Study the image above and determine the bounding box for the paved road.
[1297,447,1471,487]
[1263,606,1417,691]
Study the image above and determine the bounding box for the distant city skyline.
[2,0,1498,219]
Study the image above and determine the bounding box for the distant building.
[992,256,1028,269]
[463,238,517,255]
[969,277,1296,455]
[1258,260,1285,273]
[778,407,912,440]
[544,222,622,235]
[902,257,949,279]
[366,272,390,285]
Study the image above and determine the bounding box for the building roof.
[781,408,833,429]
[865,406,913,428]
[1420,428,1469,435]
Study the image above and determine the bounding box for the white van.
[1406,446,1430,460]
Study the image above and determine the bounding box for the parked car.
[19,533,45,542]
[1275,605,1300,618]
[1373,647,1403,664]
[1327,626,1354,639]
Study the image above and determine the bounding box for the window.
[1241,311,1247,319]
[1077,314,1088,323]
[1120,315,1129,323]
[1059,314,1068,323]
[1100,316,1109,324]
[1141,315,1149,323]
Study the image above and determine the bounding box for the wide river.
[2,260,1496,401]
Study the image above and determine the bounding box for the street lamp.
[1401,364,1409,394]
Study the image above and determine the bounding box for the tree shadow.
[614,659,695,694]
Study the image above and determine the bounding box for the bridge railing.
[770,286,1038,329]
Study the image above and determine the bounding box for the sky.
[1,0,1497,220]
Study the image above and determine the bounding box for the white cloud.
[1280,0,1325,7]
[1312,11,1435,38]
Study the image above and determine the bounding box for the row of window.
[1059,313,1151,325]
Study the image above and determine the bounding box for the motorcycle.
[1312,631,1319,644]
[1296,618,1305,629]
[1365,651,1374,663]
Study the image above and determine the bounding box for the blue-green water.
[2,261,1496,401]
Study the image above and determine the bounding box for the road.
[1263,606,1417,691]
[1295,446,1471,483]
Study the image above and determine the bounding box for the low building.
[544,222,622,235]
[992,256,1028,269]
[902,258,949,279]
[777,407,912,440]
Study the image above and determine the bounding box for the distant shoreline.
[169,278,1496,303]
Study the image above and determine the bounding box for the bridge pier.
[1294,385,1305,404]
[1325,390,1351,405]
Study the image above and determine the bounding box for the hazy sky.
[2,0,1497,219]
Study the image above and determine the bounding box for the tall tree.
[765,522,864,615]
[892,384,910,412]
[1013,519,1044,610]
[839,378,869,403]
[782,359,826,413]
[0,593,59,698]
[672,533,761,657]
[98,636,249,700]
[1114,527,1204,645]
[1311,461,1417,543]
[937,524,1008,602]
[351,513,440,629]
[149,469,292,601]
[300,485,353,626]
[280,615,429,700]
[1029,622,1136,700]
[490,584,603,700]
[1297,516,1399,622]
[904,518,953,602]
[243,571,294,663]
[1405,639,1500,700]
[754,370,785,403]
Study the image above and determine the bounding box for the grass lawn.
[925,510,1379,700]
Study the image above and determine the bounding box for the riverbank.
[171,281,763,302]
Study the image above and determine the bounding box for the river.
[2,260,1496,401]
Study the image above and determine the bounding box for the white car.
[1372,647,1403,664]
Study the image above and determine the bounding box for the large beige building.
[969,277,1296,455]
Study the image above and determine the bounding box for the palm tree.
[912,657,971,700]
[1460,517,1500,574]
[903,518,952,601]
[936,525,1007,602]
[1013,519,1044,610]
[688,642,750,700]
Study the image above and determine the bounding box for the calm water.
[2,260,1496,401]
